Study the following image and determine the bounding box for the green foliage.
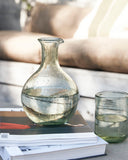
[21,0,35,16]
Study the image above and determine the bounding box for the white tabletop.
[0,61,128,160]
[88,138,128,160]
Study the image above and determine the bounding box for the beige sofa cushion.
[24,2,92,38]
[1,31,128,74]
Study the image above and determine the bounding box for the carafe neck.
[38,37,64,68]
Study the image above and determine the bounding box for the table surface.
[89,138,128,160]
[0,61,128,160]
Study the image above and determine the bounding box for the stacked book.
[0,107,107,160]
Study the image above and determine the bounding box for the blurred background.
[0,0,97,35]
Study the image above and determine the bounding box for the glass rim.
[95,91,128,98]
[38,37,64,44]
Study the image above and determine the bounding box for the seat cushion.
[24,2,92,38]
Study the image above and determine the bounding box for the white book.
[0,137,107,160]
[0,132,97,146]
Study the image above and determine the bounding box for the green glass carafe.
[21,37,79,125]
